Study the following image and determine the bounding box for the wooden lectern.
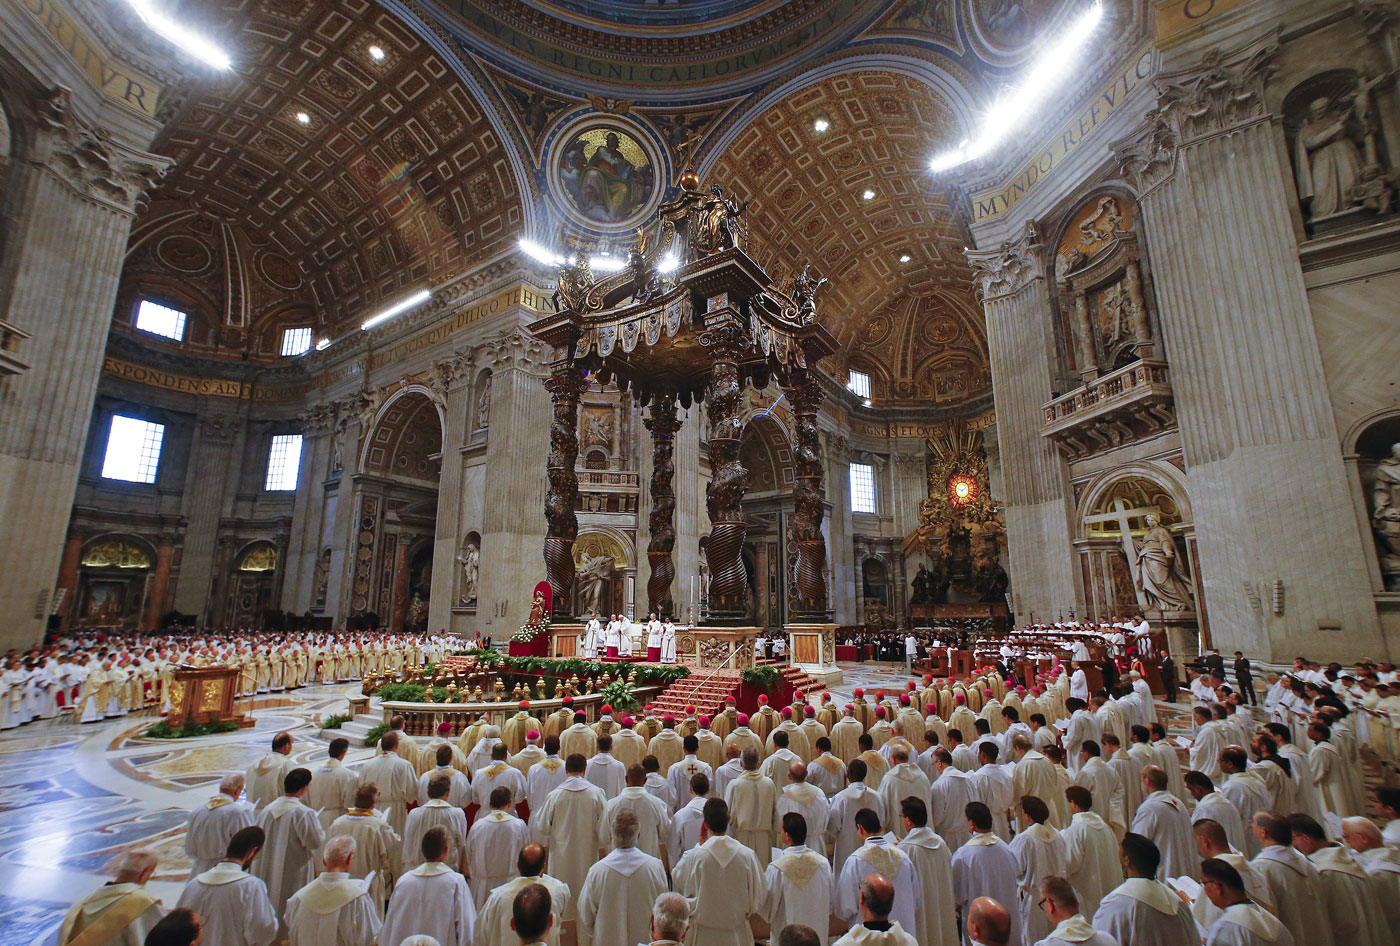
[167,665,251,728]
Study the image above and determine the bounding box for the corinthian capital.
[965,222,1045,301]
[34,87,170,212]
[1154,36,1279,143]
[1112,115,1179,196]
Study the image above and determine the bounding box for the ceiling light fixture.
[659,253,680,274]
[929,0,1104,174]
[361,289,431,330]
[862,188,876,200]
[813,118,830,133]
[517,237,640,274]
[122,0,232,69]
[295,111,311,125]
[314,337,330,351]
[899,254,912,263]
[368,45,386,61]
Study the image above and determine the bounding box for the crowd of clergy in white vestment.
[53,652,1400,946]
[0,629,454,728]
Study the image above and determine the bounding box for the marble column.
[699,320,749,623]
[674,411,704,624]
[428,353,472,634]
[644,393,681,615]
[175,411,245,618]
[478,331,550,634]
[784,368,830,619]
[1114,38,1381,658]
[825,433,856,624]
[283,407,336,613]
[967,224,1080,621]
[56,532,84,628]
[143,536,175,631]
[543,358,587,618]
[0,99,167,647]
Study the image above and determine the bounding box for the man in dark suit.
[1160,653,1178,703]
[1234,651,1256,705]
[1203,648,1225,679]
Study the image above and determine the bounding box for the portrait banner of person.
[555,124,658,226]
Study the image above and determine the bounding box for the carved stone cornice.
[198,414,239,443]
[33,88,170,214]
[427,351,473,400]
[1153,36,1279,144]
[1112,115,1179,197]
[965,222,1046,301]
[479,329,547,372]
[297,402,339,434]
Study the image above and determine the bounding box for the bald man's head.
[858,873,896,922]
[1342,816,1383,853]
[789,762,808,784]
[967,897,1012,946]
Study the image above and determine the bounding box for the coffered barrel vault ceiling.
[115,0,1085,402]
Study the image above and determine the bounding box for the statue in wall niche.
[1371,445,1400,588]
[974,548,1010,604]
[911,564,932,605]
[457,543,479,605]
[576,551,614,615]
[1133,513,1195,611]
[475,375,492,430]
[406,593,427,628]
[1294,74,1392,221]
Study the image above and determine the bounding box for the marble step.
[316,712,383,742]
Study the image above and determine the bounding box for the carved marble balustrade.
[1040,358,1175,458]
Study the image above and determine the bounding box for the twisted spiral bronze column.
[542,361,587,616]
[644,393,681,617]
[785,367,830,619]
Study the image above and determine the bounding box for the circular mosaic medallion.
[550,120,661,230]
[259,252,303,290]
[156,236,212,274]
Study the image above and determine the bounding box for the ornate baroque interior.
[2,0,1400,661]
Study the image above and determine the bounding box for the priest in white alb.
[672,798,764,946]
[777,762,831,857]
[379,827,476,946]
[929,748,976,850]
[1059,785,1122,919]
[1033,876,1119,946]
[464,785,532,908]
[1091,833,1197,946]
[325,785,400,913]
[836,808,920,936]
[1190,818,1275,933]
[1010,734,1066,829]
[896,796,958,946]
[175,826,278,946]
[1248,812,1333,946]
[251,767,325,939]
[576,809,669,946]
[602,763,669,859]
[58,850,165,946]
[419,744,472,807]
[358,732,418,836]
[726,747,779,869]
[284,835,381,946]
[185,774,255,875]
[1198,857,1295,946]
[877,746,930,841]
[307,738,361,832]
[764,811,834,946]
[1131,766,1198,880]
[951,802,1021,946]
[475,844,571,946]
[1289,813,1385,946]
[245,732,294,810]
[829,759,885,868]
[402,773,470,873]
[532,753,606,922]
[1009,795,1068,946]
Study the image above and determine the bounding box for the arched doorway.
[74,536,154,627]
[739,412,794,631]
[573,530,633,618]
[226,541,279,626]
[352,389,443,630]
[1075,469,1202,641]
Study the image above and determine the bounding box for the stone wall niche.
[1283,69,1395,236]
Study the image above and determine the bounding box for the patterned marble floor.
[0,683,371,946]
[0,663,1189,946]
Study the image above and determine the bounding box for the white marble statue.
[457,543,479,605]
[577,552,614,616]
[1134,514,1194,612]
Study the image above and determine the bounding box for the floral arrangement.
[513,612,551,644]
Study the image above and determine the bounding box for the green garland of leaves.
[363,721,391,748]
[598,678,640,712]
[319,713,352,730]
[741,666,782,687]
[144,719,241,739]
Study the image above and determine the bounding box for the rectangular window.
[281,327,313,356]
[265,434,303,490]
[850,461,876,514]
[101,415,165,484]
[134,299,187,341]
[846,369,871,399]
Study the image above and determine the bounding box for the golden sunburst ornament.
[947,473,978,507]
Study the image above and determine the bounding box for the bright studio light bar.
[517,237,631,273]
[361,289,431,330]
[124,0,232,69]
[929,0,1104,174]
